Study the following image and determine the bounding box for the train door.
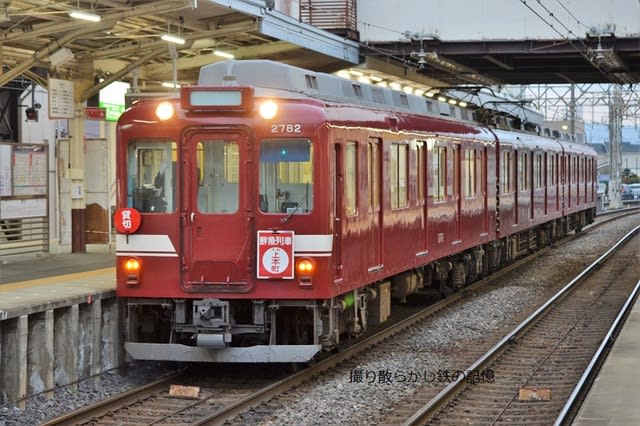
[367,138,383,269]
[551,153,559,213]
[453,143,461,242]
[333,142,344,281]
[481,147,489,234]
[416,140,427,256]
[514,150,519,225]
[577,156,582,205]
[529,151,534,220]
[181,131,253,289]
[566,154,572,209]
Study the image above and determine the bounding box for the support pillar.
[0,315,28,408]
[27,310,55,399]
[102,298,120,370]
[54,305,79,388]
[608,85,623,209]
[70,110,86,252]
[69,59,94,252]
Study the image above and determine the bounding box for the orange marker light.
[124,258,140,271]
[123,257,142,285]
[296,257,316,276]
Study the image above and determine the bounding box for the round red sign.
[114,208,141,234]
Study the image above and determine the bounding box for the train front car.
[115,66,335,363]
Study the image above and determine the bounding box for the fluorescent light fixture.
[213,50,234,59]
[162,82,181,88]
[161,33,186,45]
[68,10,101,22]
[459,101,468,108]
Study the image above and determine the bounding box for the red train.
[115,60,597,363]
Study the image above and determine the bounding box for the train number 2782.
[271,123,302,133]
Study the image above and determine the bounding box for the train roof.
[198,60,485,125]
[492,127,597,155]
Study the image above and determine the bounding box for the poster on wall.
[12,146,47,195]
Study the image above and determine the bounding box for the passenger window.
[432,145,447,202]
[464,148,476,198]
[390,143,408,208]
[345,142,357,216]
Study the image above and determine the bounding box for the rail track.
[401,225,640,425]
[42,209,638,425]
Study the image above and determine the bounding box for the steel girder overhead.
[362,37,640,86]
[357,0,640,87]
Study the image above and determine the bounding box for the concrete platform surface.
[573,297,640,425]
[1,251,115,284]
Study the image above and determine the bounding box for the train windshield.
[127,139,176,213]
[259,138,313,214]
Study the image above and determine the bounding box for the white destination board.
[49,77,75,119]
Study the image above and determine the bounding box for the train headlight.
[156,102,174,121]
[123,257,142,285]
[296,257,316,287]
[258,100,278,119]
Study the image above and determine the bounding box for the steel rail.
[403,224,640,425]
[554,278,640,425]
[41,371,188,425]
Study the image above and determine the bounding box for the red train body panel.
[115,60,597,362]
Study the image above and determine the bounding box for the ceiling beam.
[140,40,300,80]
[3,1,192,42]
[0,21,114,88]
[82,46,168,102]
[87,19,258,61]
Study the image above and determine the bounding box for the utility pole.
[569,84,575,137]
[607,84,623,209]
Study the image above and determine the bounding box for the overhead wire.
[534,0,590,51]
[552,0,590,34]
[519,0,612,81]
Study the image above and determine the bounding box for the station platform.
[0,249,119,405]
[0,249,116,318]
[572,285,640,425]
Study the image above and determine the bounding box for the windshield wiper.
[280,182,309,223]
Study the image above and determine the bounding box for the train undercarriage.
[124,210,595,363]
